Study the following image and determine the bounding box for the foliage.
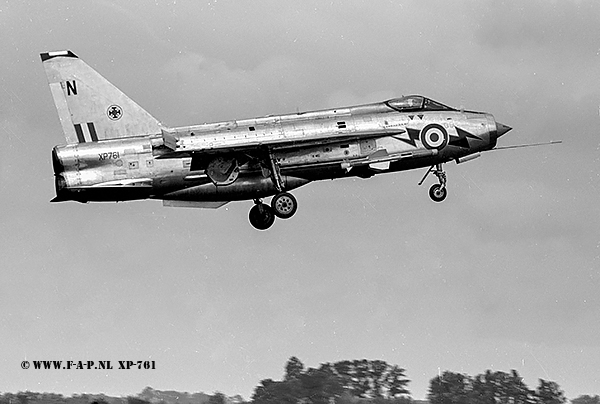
[0,389,212,404]
[428,371,472,404]
[428,370,570,404]
[572,396,600,404]
[300,367,344,403]
[322,359,410,398]
[335,393,415,404]
[470,369,534,404]
[285,356,305,381]
[0,367,576,404]
[534,380,566,404]
[207,392,227,404]
[137,387,211,404]
[251,357,410,403]
[16,393,30,404]
[251,378,303,403]
[127,397,151,404]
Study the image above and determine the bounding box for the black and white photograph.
[0,1,599,403]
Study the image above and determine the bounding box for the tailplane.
[41,50,162,143]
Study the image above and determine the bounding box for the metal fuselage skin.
[51,98,502,204]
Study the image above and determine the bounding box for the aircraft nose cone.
[496,122,512,138]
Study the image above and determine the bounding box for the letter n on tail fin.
[41,50,162,144]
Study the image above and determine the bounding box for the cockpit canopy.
[386,95,455,112]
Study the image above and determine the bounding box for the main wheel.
[429,184,447,202]
[271,192,298,219]
[249,203,276,230]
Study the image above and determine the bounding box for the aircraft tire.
[429,184,447,202]
[271,192,298,219]
[249,203,276,230]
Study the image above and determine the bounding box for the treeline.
[0,389,244,404]
[251,357,412,403]
[1,357,598,404]
[247,357,589,404]
[429,369,566,403]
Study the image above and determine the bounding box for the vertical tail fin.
[41,50,162,143]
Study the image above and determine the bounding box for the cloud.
[160,51,315,123]
[475,1,600,56]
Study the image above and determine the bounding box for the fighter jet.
[42,50,513,230]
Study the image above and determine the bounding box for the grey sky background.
[1,0,599,400]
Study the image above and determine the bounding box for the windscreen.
[387,96,454,112]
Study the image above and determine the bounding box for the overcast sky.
[1,0,599,400]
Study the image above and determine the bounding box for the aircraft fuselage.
[52,98,502,204]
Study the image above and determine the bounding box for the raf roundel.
[107,105,123,121]
[420,123,448,150]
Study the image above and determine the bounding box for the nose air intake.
[496,122,512,138]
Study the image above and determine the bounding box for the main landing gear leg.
[419,163,448,202]
[267,150,299,219]
[268,150,284,193]
[248,151,301,230]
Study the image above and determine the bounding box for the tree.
[208,392,227,404]
[285,356,305,381]
[251,379,277,403]
[572,396,600,404]
[344,359,369,398]
[470,372,494,404]
[373,398,415,404]
[16,393,28,404]
[324,359,410,399]
[428,369,569,404]
[252,357,411,403]
[534,379,566,404]
[470,370,534,404]
[251,378,301,404]
[230,395,248,404]
[386,365,411,398]
[504,370,535,404]
[127,398,151,404]
[299,367,343,404]
[428,371,471,404]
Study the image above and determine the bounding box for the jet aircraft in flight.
[42,50,514,230]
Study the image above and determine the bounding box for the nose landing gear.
[419,163,448,202]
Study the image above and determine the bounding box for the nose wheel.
[419,163,448,202]
[429,184,447,202]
